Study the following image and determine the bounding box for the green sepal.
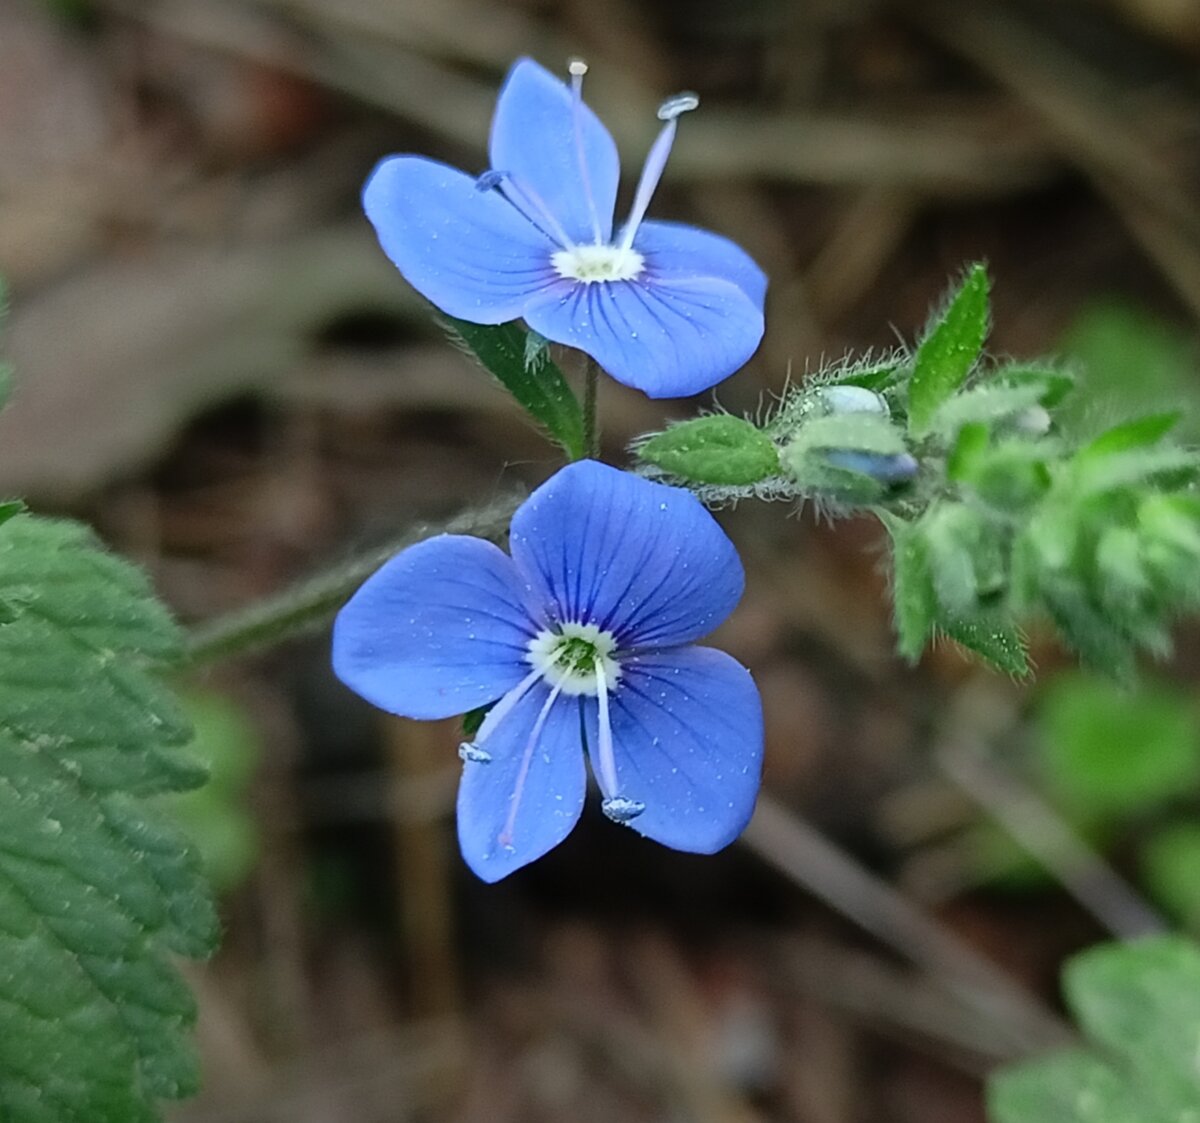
[993,361,1076,408]
[462,703,493,739]
[883,515,937,662]
[928,382,1046,440]
[638,415,780,485]
[443,318,585,460]
[908,263,991,436]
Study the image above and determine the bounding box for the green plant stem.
[182,491,523,669]
[582,357,600,459]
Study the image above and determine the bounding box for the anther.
[657,92,700,121]
[602,796,646,824]
[475,170,506,192]
[568,58,589,79]
[458,742,492,763]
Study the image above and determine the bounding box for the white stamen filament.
[618,91,699,254]
[496,173,574,249]
[459,665,544,762]
[498,682,564,849]
[593,655,619,800]
[568,59,604,245]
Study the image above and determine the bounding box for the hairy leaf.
[908,263,991,436]
[444,318,585,459]
[988,936,1200,1123]
[639,415,780,485]
[0,514,217,1121]
[940,613,1030,677]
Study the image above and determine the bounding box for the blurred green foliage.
[163,689,261,893]
[988,936,1200,1122]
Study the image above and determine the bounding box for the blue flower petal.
[363,155,557,323]
[509,460,744,647]
[457,686,587,881]
[601,646,763,853]
[523,275,764,398]
[489,57,620,246]
[332,535,540,720]
[635,219,767,307]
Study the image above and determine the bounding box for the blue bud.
[824,449,918,483]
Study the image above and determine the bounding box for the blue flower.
[363,57,767,400]
[332,460,764,882]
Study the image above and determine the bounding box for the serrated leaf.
[908,264,991,436]
[885,516,936,662]
[639,415,779,485]
[444,318,584,460]
[0,513,217,1121]
[988,936,1200,1123]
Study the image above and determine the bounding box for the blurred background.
[1,0,1199,1119]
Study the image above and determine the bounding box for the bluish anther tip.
[602,796,646,823]
[657,92,700,121]
[459,742,492,764]
[475,170,506,192]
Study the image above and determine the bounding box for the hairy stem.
[182,491,523,669]
[582,357,600,459]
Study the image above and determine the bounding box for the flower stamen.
[497,681,564,849]
[618,91,699,254]
[458,665,544,763]
[477,169,573,248]
[595,655,646,823]
[568,59,605,246]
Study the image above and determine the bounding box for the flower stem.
[182,491,523,669]
[581,357,600,459]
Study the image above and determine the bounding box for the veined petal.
[363,155,557,324]
[523,275,764,398]
[333,535,541,720]
[600,646,763,853]
[457,686,587,881]
[489,57,620,245]
[635,219,768,307]
[509,460,744,647]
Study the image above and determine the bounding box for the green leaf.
[995,361,1076,408]
[638,415,780,485]
[1141,822,1200,929]
[1036,672,1200,820]
[885,516,936,662]
[0,513,217,1121]
[908,263,991,436]
[988,936,1200,1122]
[444,318,584,460]
[1080,413,1181,459]
[940,613,1030,677]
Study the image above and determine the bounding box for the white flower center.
[527,621,621,695]
[552,244,645,284]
